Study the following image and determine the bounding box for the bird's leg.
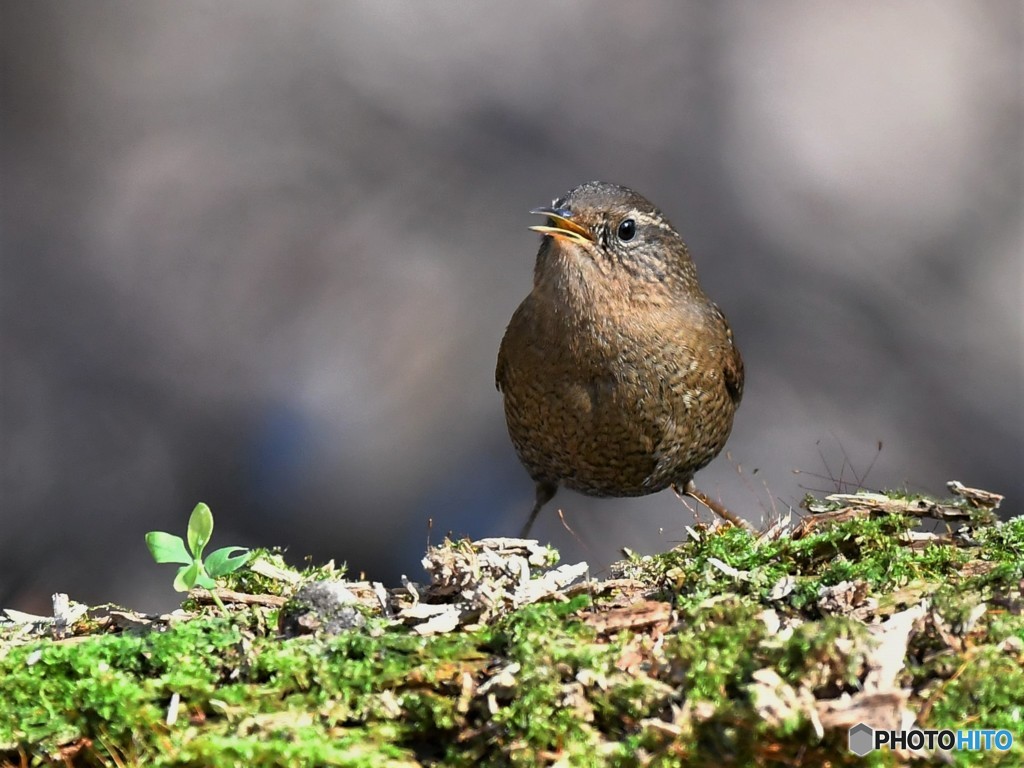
[674,480,753,531]
[520,480,558,538]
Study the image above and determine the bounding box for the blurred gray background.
[2,2,1021,613]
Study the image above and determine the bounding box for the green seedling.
[145,502,250,614]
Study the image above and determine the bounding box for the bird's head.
[530,181,698,293]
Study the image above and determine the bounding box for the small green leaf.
[205,546,251,578]
[145,532,192,565]
[173,561,201,592]
[187,502,214,559]
[192,569,217,590]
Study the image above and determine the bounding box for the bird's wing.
[723,332,744,406]
[495,339,508,393]
[708,303,743,406]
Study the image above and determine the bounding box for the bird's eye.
[616,218,636,242]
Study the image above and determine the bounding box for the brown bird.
[496,181,745,537]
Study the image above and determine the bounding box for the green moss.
[622,511,999,617]
[914,646,1024,767]
[774,617,870,694]
[2,494,1021,766]
[658,597,765,707]
[205,547,345,598]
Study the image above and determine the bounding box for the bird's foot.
[674,481,753,531]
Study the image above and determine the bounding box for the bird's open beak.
[529,206,594,244]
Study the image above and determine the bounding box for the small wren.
[496,181,745,536]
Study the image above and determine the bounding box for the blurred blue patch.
[245,403,313,513]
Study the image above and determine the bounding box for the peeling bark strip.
[584,600,673,635]
[794,480,1003,540]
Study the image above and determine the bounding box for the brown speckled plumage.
[496,182,744,535]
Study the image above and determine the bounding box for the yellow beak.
[529,207,594,244]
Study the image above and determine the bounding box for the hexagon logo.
[848,722,875,756]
